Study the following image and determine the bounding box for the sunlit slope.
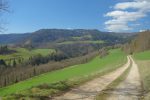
[0,48,55,60]
[0,49,126,96]
[134,50,150,60]
[134,50,150,100]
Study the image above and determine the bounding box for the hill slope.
[0,29,133,46]
[0,33,30,44]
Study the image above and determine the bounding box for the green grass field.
[72,35,92,40]
[0,49,126,96]
[0,48,55,60]
[134,50,150,100]
[57,40,104,45]
[134,50,150,60]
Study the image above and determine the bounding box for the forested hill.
[123,30,150,53]
[0,29,133,46]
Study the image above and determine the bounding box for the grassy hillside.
[57,40,104,45]
[134,50,150,100]
[0,49,126,96]
[134,50,150,60]
[72,35,92,40]
[0,48,55,60]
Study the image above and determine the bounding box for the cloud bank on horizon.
[104,0,150,32]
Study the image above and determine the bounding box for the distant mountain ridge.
[0,33,30,44]
[0,29,134,46]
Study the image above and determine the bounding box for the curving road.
[107,56,142,100]
[52,56,131,100]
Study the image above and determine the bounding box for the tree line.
[122,30,150,54]
[0,46,121,87]
[0,45,16,55]
[0,51,98,87]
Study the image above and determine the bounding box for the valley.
[0,30,149,100]
[0,0,149,99]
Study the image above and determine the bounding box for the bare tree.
[0,0,9,12]
[0,0,9,32]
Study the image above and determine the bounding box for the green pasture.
[57,40,104,45]
[0,48,55,60]
[134,50,150,60]
[0,49,126,96]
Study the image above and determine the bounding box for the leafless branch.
[0,0,9,12]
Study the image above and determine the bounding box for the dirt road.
[107,56,142,100]
[52,56,130,100]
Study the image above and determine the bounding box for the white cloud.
[105,10,145,21]
[105,24,131,32]
[104,0,150,32]
[139,29,146,32]
[114,1,150,11]
[115,0,150,13]
[135,0,150,2]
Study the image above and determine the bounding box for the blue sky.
[2,0,150,33]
